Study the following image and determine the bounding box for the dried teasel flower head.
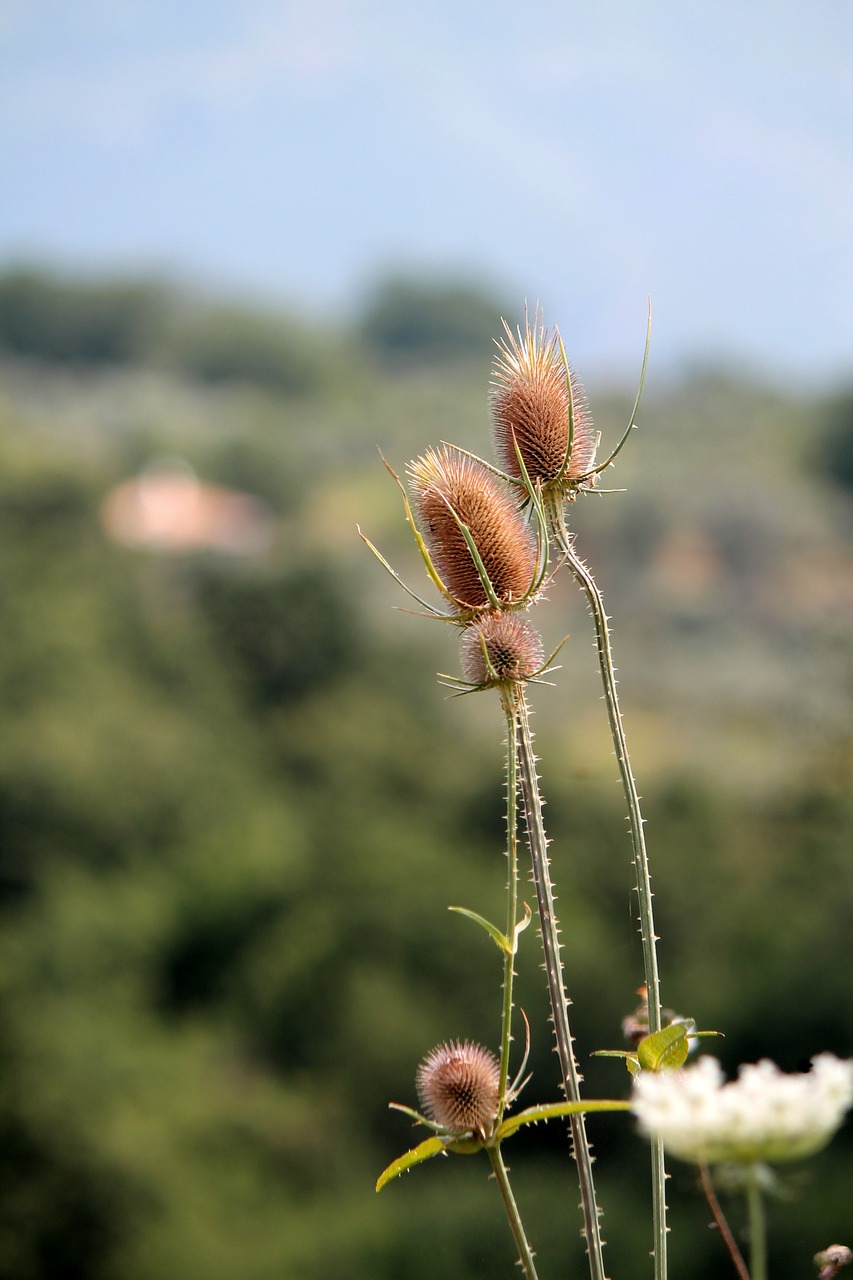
[491,309,597,497]
[416,1040,501,1139]
[407,446,538,613]
[461,612,545,690]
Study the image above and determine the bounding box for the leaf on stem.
[375,1137,447,1192]
[637,1023,691,1071]
[496,1099,630,1142]
[448,905,513,955]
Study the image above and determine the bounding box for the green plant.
[362,305,853,1280]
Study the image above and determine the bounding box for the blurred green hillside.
[0,267,851,1280]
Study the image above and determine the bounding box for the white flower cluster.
[632,1054,853,1166]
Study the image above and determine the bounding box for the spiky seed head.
[461,612,544,688]
[416,1040,501,1139]
[407,446,537,611]
[491,312,597,490]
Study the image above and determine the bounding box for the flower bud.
[416,1040,501,1139]
[491,314,597,491]
[407,446,537,611]
[461,612,544,688]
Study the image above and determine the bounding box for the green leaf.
[637,1023,689,1071]
[593,1049,641,1076]
[448,906,512,955]
[375,1137,446,1192]
[388,1102,443,1131]
[495,1098,630,1141]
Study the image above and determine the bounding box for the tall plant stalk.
[492,697,540,1279]
[487,1145,541,1280]
[515,690,608,1280]
[497,696,522,1117]
[746,1166,767,1280]
[548,496,668,1280]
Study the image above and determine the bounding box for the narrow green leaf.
[376,1137,446,1192]
[637,1023,689,1072]
[512,901,532,949]
[593,1049,641,1076]
[448,906,512,954]
[496,1098,630,1141]
[356,528,456,618]
[388,1102,442,1131]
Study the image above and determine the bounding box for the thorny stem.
[515,693,608,1280]
[698,1162,750,1280]
[548,499,668,1280]
[498,696,521,1117]
[487,1145,541,1280]
[746,1166,767,1280]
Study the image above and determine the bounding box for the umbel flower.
[416,1040,501,1141]
[407,446,539,613]
[491,311,598,498]
[632,1054,853,1166]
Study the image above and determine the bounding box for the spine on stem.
[549,503,668,1280]
[498,698,521,1116]
[515,693,608,1280]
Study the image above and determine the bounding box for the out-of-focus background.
[1,4,852,1279]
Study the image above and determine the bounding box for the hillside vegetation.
[0,267,851,1280]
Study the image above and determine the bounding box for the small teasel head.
[407,445,539,614]
[815,1246,852,1280]
[461,612,545,690]
[416,1039,501,1141]
[491,308,598,499]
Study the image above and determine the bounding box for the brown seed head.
[461,612,544,688]
[416,1040,501,1138]
[491,313,597,490]
[407,446,537,611]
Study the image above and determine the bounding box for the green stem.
[515,693,608,1280]
[746,1166,767,1280]
[487,1145,541,1280]
[549,501,667,1280]
[498,696,521,1117]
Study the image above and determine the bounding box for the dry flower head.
[407,446,538,612]
[492,311,597,494]
[461,613,545,688]
[416,1040,501,1140]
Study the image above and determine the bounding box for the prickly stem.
[515,693,609,1280]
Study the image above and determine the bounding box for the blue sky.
[2,1,853,382]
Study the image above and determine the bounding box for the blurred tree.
[165,305,334,394]
[357,275,511,367]
[820,384,853,490]
[0,268,171,366]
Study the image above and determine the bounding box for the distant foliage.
[0,268,348,396]
[357,275,511,366]
[821,385,853,490]
[165,305,335,394]
[0,268,170,366]
[191,562,362,708]
[0,267,850,1280]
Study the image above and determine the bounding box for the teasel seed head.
[461,612,545,689]
[407,445,537,612]
[491,311,597,494]
[416,1040,501,1139]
